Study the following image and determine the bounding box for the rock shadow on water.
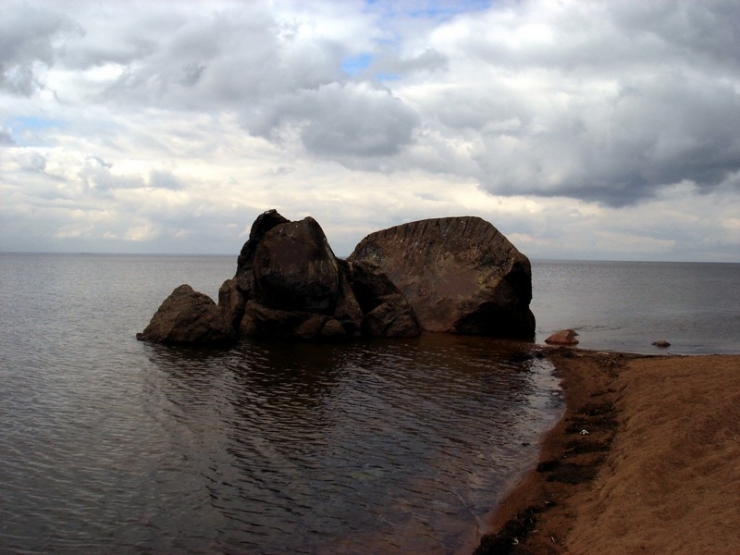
[140,332,562,555]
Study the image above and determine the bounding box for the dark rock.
[345,260,420,337]
[233,210,414,340]
[652,339,671,348]
[218,278,246,330]
[235,215,362,339]
[545,329,579,346]
[240,301,327,339]
[577,402,616,417]
[251,217,343,313]
[348,216,535,338]
[536,459,561,473]
[236,209,289,278]
[320,318,347,338]
[473,505,545,555]
[137,284,235,346]
[139,210,540,344]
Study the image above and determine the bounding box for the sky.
[1,0,739,261]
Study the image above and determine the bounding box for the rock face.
[136,284,236,345]
[348,216,535,338]
[345,260,421,338]
[224,210,419,340]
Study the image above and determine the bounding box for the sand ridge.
[474,349,740,555]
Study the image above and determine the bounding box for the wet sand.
[474,348,740,555]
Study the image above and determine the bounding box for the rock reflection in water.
[142,334,561,555]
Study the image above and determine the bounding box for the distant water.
[531,260,740,355]
[0,255,737,555]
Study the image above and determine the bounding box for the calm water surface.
[532,260,740,354]
[1,254,737,554]
[0,254,562,554]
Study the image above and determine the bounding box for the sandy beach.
[474,348,740,555]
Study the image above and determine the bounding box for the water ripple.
[0,255,563,555]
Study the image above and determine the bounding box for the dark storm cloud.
[468,73,740,206]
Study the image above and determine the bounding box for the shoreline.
[473,347,740,555]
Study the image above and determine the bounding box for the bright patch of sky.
[3,117,67,146]
[342,53,374,75]
[10,117,63,130]
[365,0,493,21]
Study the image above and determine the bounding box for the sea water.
[0,254,737,554]
[532,260,740,355]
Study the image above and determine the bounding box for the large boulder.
[348,216,535,338]
[137,284,236,345]
[251,216,347,314]
[229,210,415,340]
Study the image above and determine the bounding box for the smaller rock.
[652,340,671,348]
[545,329,579,346]
[137,284,235,346]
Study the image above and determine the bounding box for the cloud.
[1,0,739,261]
[76,158,186,193]
[0,127,16,145]
[85,5,345,108]
[17,150,47,171]
[148,170,184,191]
[244,82,420,158]
[0,2,77,95]
[385,0,740,207]
[462,73,740,206]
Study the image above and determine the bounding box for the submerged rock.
[349,216,536,338]
[136,284,235,346]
